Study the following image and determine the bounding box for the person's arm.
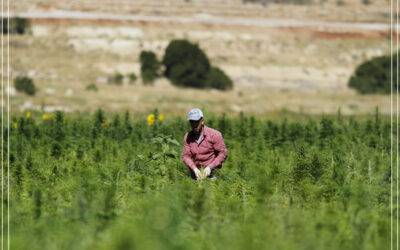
[182,133,197,171]
[209,132,228,169]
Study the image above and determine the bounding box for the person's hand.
[194,168,201,179]
[204,166,211,177]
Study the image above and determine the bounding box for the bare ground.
[8,0,391,116]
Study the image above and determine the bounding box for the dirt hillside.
[9,0,391,116]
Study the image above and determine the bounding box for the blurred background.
[8,0,390,116]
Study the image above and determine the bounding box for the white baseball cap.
[187,108,203,121]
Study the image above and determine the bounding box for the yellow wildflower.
[147,114,155,126]
[101,122,109,127]
[49,114,55,119]
[63,117,67,124]
[158,114,164,121]
[43,114,48,120]
[13,122,18,129]
[26,112,31,118]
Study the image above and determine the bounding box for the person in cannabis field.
[182,108,228,180]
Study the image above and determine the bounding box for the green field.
[9,109,390,250]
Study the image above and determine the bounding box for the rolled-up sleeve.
[182,133,197,171]
[209,132,228,169]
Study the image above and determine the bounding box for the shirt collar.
[202,125,208,137]
[190,125,208,139]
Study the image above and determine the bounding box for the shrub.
[206,66,233,90]
[127,73,137,84]
[242,0,312,5]
[242,0,269,5]
[362,0,371,5]
[348,54,394,94]
[141,69,158,85]
[14,76,36,95]
[139,51,160,85]
[162,39,211,88]
[86,83,98,91]
[336,0,345,6]
[2,17,30,34]
[108,73,123,85]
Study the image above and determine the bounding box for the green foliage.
[335,0,345,5]
[9,110,390,250]
[348,54,394,94]
[127,73,137,84]
[108,73,124,85]
[86,83,98,91]
[362,0,371,5]
[163,39,211,88]
[242,0,312,5]
[14,76,36,95]
[162,40,233,90]
[206,66,233,90]
[141,70,158,85]
[2,17,30,34]
[139,51,160,84]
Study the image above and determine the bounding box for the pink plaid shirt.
[182,126,228,171]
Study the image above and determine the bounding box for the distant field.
[9,22,389,115]
[7,0,391,116]
[12,0,388,23]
